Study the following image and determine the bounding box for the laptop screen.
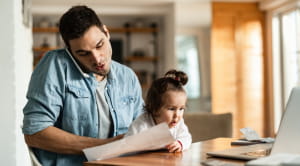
[206,87,300,160]
[271,87,300,155]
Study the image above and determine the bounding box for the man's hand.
[24,127,125,154]
[113,134,124,141]
[165,140,182,153]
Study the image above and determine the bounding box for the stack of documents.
[231,127,274,145]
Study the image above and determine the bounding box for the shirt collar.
[65,48,90,78]
[106,61,115,82]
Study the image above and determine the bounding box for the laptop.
[206,87,300,160]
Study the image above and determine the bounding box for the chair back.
[28,147,42,166]
[184,112,232,142]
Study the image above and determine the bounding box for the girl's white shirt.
[125,112,192,150]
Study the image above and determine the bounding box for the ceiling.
[31,0,264,27]
[32,0,262,6]
[32,0,211,6]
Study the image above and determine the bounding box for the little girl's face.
[154,91,187,128]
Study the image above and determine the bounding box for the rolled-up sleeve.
[22,83,63,135]
[176,119,192,150]
[22,53,64,135]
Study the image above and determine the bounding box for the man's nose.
[90,50,102,63]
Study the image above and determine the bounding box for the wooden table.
[83,138,247,166]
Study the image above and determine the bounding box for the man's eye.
[179,108,185,112]
[79,53,89,56]
[96,42,104,49]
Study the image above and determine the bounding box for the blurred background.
[1,0,299,165]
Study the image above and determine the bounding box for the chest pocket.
[64,85,91,123]
[115,96,136,131]
[120,96,135,105]
[67,85,90,98]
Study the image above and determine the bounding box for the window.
[272,8,300,131]
[176,35,201,99]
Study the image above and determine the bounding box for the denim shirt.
[22,49,144,166]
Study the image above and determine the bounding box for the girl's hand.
[166,140,182,153]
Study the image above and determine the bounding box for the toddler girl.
[126,69,192,152]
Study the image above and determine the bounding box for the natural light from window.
[272,8,300,132]
[272,16,282,132]
[282,10,299,103]
[176,35,200,99]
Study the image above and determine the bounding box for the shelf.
[108,27,128,33]
[108,27,158,33]
[33,47,60,52]
[32,27,59,33]
[125,27,158,33]
[125,56,158,62]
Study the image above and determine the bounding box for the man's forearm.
[24,126,122,154]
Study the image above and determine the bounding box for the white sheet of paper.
[240,127,260,141]
[83,123,175,161]
[240,127,274,143]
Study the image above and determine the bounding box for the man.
[22,5,144,166]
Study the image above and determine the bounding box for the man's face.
[69,25,112,78]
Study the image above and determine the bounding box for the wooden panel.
[245,16,265,136]
[211,2,266,137]
[211,12,239,137]
[211,15,238,114]
[237,16,265,136]
[213,2,261,13]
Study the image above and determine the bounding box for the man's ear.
[103,25,110,40]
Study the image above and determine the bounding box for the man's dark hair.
[59,5,106,48]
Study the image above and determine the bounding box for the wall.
[0,0,32,165]
[175,1,211,27]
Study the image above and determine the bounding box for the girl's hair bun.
[164,69,188,86]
